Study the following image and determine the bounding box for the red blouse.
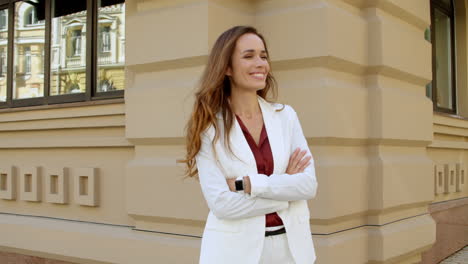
[235,115,284,227]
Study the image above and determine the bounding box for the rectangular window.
[71,29,82,56]
[430,0,457,114]
[96,0,125,93]
[0,8,6,30]
[24,46,31,74]
[50,0,87,96]
[100,26,111,53]
[0,49,6,76]
[26,6,37,25]
[0,0,125,108]
[13,2,45,100]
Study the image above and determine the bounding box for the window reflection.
[13,1,45,99]
[50,0,87,96]
[24,47,31,74]
[97,0,125,93]
[71,29,82,56]
[5,0,125,101]
[0,49,6,76]
[25,6,39,25]
[0,10,6,30]
[100,26,111,53]
[0,9,6,102]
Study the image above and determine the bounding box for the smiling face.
[226,33,270,93]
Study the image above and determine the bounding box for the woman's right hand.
[286,148,312,174]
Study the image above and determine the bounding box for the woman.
[183,26,318,264]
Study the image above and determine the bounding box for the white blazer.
[196,96,318,264]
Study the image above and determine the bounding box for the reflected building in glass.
[96,1,125,93]
[0,9,8,102]
[50,1,125,96]
[13,2,45,99]
[0,1,125,100]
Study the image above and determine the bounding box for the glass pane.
[434,8,454,110]
[440,0,452,8]
[50,0,87,96]
[13,1,45,100]
[97,0,125,93]
[0,9,8,102]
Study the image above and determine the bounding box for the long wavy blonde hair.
[182,26,278,178]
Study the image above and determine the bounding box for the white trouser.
[259,233,295,264]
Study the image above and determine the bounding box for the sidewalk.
[439,246,468,264]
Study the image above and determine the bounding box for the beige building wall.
[0,0,466,264]
[420,1,468,262]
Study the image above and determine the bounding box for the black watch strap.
[235,179,244,191]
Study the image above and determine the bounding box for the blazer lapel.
[216,111,256,172]
[216,97,286,175]
[258,97,286,174]
[230,117,257,171]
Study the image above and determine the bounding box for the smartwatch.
[235,179,244,191]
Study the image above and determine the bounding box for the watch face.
[235,180,243,191]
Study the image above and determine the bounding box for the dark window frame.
[0,0,124,109]
[430,0,457,114]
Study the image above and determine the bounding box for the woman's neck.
[229,89,261,119]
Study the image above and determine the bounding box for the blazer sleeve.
[247,106,318,201]
[196,126,289,220]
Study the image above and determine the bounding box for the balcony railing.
[66,56,82,68]
[98,53,112,65]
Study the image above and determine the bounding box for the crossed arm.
[226,148,312,195]
[196,109,318,220]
